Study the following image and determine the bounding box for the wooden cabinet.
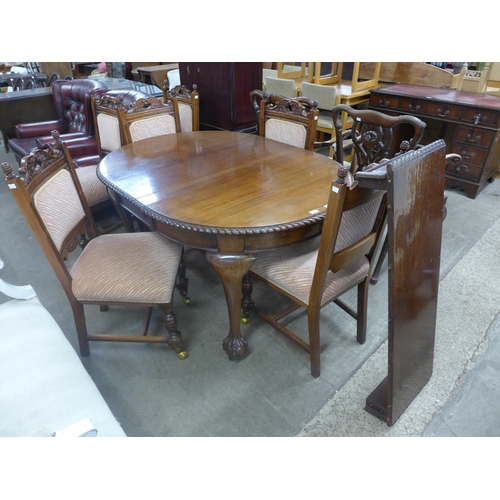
[179,63,262,132]
[369,84,500,198]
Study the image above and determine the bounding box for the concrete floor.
[1,138,500,439]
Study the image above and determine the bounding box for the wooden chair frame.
[241,166,388,377]
[332,104,426,173]
[117,96,180,146]
[2,142,189,357]
[250,90,319,151]
[163,83,200,132]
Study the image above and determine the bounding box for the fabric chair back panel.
[266,118,306,149]
[97,113,121,152]
[250,237,369,306]
[179,102,193,132]
[265,77,296,98]
[33,170,85,251]
[335,197,382,252]
[71,232,182,303]
[129,115,177,142]
[301,82,337,111]
[75,166,109,206]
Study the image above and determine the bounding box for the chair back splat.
[241,163,387,377]
[117,96,180,145]
[331,104,427,285]
[332,104,426,173]
[250,90,319,151]
[2,142,189,358]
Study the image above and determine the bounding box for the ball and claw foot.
[240,316,250,325]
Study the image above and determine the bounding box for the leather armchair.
[8,79,108,165]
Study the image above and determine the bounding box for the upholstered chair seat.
[71,232,182,303]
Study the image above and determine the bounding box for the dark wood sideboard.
[179,63,262,133]
[369,84,500,199]
[0,87,58,152]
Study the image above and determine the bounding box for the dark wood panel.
[179,62,262,132]
[0,88,58,151]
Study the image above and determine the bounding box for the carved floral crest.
[128,96,168,113]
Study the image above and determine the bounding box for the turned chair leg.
[175,255,190,304]
[162,305,182,353]
[241,272,254,324]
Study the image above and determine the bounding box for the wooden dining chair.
[2,141,189,359]
[331,104,427,284]
[163,84,200,132]
[250,90,319,151]
[117,95,181,145]
[241,165,388,378]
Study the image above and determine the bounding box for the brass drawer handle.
[408,103,421,111]
[466,132,481,143]
[455,164,469,173]
[378,99,391,107]
[460,150,476,161]
[436,107,450,117]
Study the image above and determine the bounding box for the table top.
[374,83,500,109]
[98,131,339,238]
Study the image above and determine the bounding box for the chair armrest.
[62,136,99,160]
[15,120,68,139]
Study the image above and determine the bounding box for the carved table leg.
[206,252,256,360]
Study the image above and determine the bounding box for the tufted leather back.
[52,79,108,137]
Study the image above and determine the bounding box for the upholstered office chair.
[2,142,189,358]
[163,84,200,132]
[250,90,319,151]
[331,104,427,283]
[241,165,388,378]
[301,81,340,142]
[117,96,180,145]
[264,76,298,98]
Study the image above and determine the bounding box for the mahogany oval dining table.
[98,131,341,361]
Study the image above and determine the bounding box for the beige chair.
[241,165,388,377]
[264,76,298,98]
[2,141,189,358]
[117,96,180,145]
[300,81,340,141]
[262,68,278,90]
[250,90,319,151]
[163,84,200,132]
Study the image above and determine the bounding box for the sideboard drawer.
[454,126,495,148]
[452,144,488,167]
[426,102,461,120]
[397,97,427,115]
[460,107,500,128]
[446,158,483,182]
[370,93,398,110]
